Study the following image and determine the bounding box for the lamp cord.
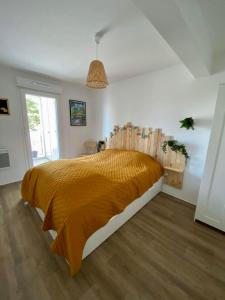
[95,33,100,60]
[96,42,98,59]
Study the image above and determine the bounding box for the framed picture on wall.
[0,98,9,115]
[69,100,86,126]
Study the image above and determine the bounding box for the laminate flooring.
[1,182,225,300]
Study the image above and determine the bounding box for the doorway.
[24,92,59,167]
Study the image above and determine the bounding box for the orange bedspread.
[21,149,163,275]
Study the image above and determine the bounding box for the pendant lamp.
[86,34,108,89]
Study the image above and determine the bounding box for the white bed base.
[36,177,162,260]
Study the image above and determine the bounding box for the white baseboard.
[162,188,197,206]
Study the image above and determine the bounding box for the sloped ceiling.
[133,0,225,77]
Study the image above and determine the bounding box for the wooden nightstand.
[164,166,185,189]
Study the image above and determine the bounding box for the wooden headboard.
[107,122,186,188]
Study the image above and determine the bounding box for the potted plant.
[162,140,189,159]
[179,117,194,130]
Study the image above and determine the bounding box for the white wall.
[58,81,101,158]
[0,64,100,185]
[2,62,225,205]
[101,64,225,204]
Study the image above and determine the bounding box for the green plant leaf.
[179,117,194,130]
[162,140,189,159]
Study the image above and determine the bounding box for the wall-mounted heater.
[0,149,10,168]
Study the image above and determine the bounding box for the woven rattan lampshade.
[86,59,108,89]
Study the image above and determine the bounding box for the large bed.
[21,122,185,276]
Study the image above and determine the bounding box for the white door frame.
[195,83,225,231]
[20,88,61,169]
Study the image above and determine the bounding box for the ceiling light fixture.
[86,33,108,89]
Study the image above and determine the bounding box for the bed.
[21,122,185,276]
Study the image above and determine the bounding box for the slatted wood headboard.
[107,122,186,188]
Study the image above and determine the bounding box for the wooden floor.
[1,183,225,300]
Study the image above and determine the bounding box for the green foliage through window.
[26,99,40,130]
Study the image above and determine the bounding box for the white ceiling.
[0,0,180,83]
[133,0,225,78]
[196,0,225,56]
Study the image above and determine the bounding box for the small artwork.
[69,100,86,126]
[0,98,9,115]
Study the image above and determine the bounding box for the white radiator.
[0,149,10,168]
